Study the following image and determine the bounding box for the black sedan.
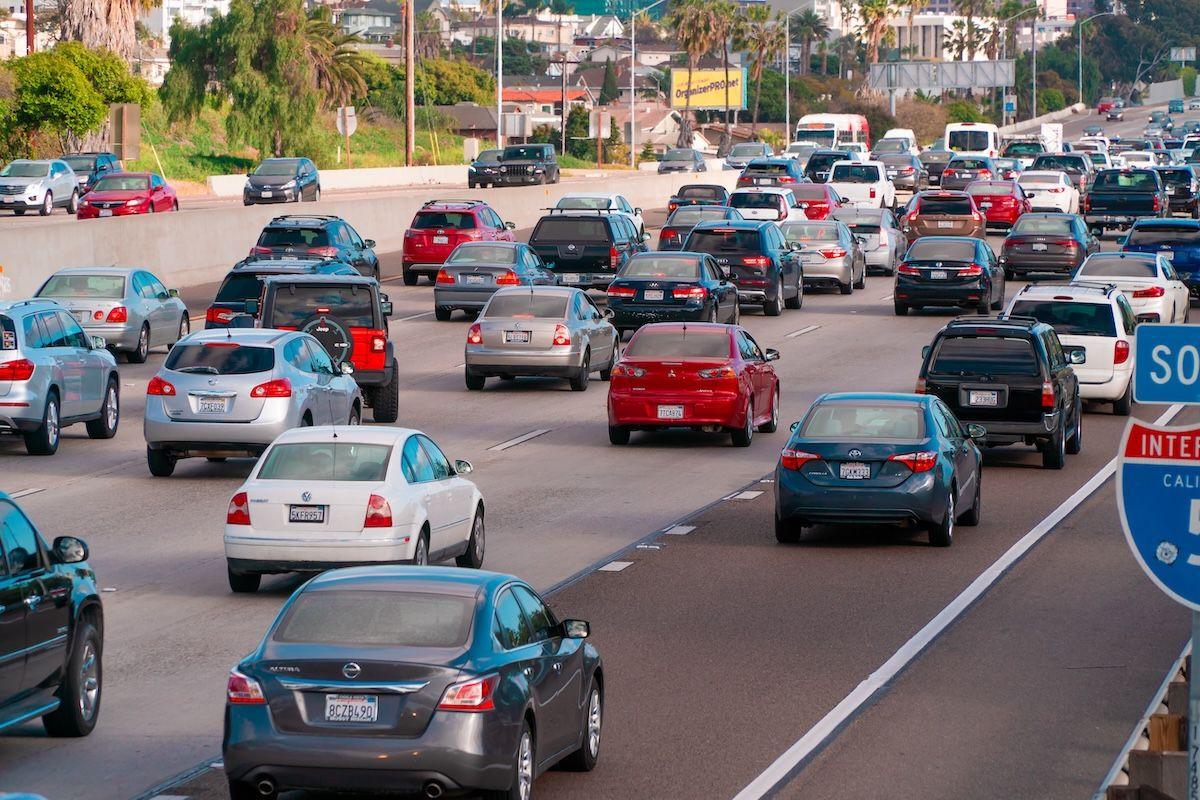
[667,183,730,213]
[658,148,708,174]
[998,212,1098,279]
[606,252,740,333]
[468,148,503,189]
[243,157,320,205]
[223,566,602,800]
[774,392,984,547]
[894,236,1005,315]
[658,205,744,251]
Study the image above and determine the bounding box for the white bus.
[794,114,871,151]
[944,122,1000,158]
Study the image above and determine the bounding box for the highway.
[0,105,1194,800]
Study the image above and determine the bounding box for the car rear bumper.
[434,287,499,310]
[776,469,942,526]
[0,388,45,432]
[225,529,421,570]
[1000,254,1081,274]
[352,365,393,388]
[1085,213,1157,227]
[894,278,988,306]
[609,304,711,328]
[1080,373,1131,401]
[608,392,743,428]
[465,347,583,376]
[865,251,893,270]
[144,401,296,453]
[801,260,852,285]
[81,322,140,350]
[954,414,1059,445]
[552,271,616,289]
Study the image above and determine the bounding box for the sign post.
[336,106,357,168]
[1121,322,1200,799]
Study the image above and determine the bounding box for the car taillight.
[227,668,265,703]
[897,262,919,275]
[0,359,34,381]
[971,211,982,221]
[1153,195,1162,211]
[1083,195,1092,212]
[250,378,291,398]
[206,307,235,324]
[467,323,483,344]
[308,246,339,257]
[1042,380,1056,409]
[404,229,417,238]
[661,228,679,241]
[697,365,735,378]
[869,188,877,199]
[1133,286,1166,298]
[106,306,128,323]
[364,494,392,528]
[809,203,828,217]
[609,246,619,269]
[674,286,709,300]
[438,674,499,711]
[371,333,386,352]
[611,364,646,378]
[888,451,938,472]
[146,375,176,395]
[668,203,678,212]
[1053,239,1079,249]
[942,169,954,176]
[435,269,455,284]
[495,270,520,285]
[1115,339,1131,365]
[780,448,820,470]
[977,170,992,179]
[607,285,636,298]
[461,229,483,241]
[249,246,272,255]
[552,324,570,346]
[819,248,847,259]
[959,264,983,276]
[226,492,250,526]
[779,176,796,184]
[901,166,915,175]
[1048,187,1065,193]
[742,256,770,267]
[915,377,927,393]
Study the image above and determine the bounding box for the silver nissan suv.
[0,300,121,455]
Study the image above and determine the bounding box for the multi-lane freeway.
[0,104,1195,800]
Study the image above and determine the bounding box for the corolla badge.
[301,491,312,502]
[848,449,862,459]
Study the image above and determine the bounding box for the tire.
[373,366,399,423]
[976,291,990,314]
[599,339,618,381]
[928,490,955,547]
[465,369,486,391]
[41,622,101,737]
[731,400,754,447]
[569,349,590,392]
[559,682,602,771]
[960,475,981,526]
[758,386,779,433]
[85,378,119,439]
[707,305,718,323]
[991,279,1005,310]
[174,314,189,347]
[66,189,79,214]
[482,722,534,800]
[1114,380,1133,416]
[348,404,361,425]
[147,446,177,477]
[24,393,60,456]
[894,301,908,316]
[731,299,742,323]
[608,425,630,445]
[172,200,179,212]
[840,278,853,295]
[1042,425,1066,469]
[13,209,24,216]
[775,513,803,543]
[1066,395,1083,455]
[854,263,866,289]
[314,186,321,202]
[434,306,452,321]
[412,531,430,566]
[39,191,52,216]
[149,202,155,213]
[456,507,486,568]
[227,564,261,594]
[402,267,418,286]
[764,280,783,316]
[784,278,802,309]
[127,324,150,364]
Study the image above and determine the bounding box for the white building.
[141,0,230,49]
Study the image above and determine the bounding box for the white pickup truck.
[826,160,896,210]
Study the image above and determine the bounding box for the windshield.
[446,245,519,265]
[503,146,548,160]
[664,149,696,161]
[1003,142,1043,157]
[268,284,376,328]
[801,403,925,439]
[532,218,608,242]
[165,343,275,374]
[730,193,784,210]
[670,207,729,225]
[1031,156,1086,173]
[1011,216,1072,235]
[557,196,613,210]
[1077,255,1158,277]
[907,239,977,261]
[62,156,97,171]
[779,222,838,242]
[625,330,731,358]
[1157,169,1194,186]
[215,274,264,303]
[872,140,907,154]
[38,273,125,299]
[1,161,48,178]
[476,149,502,161]
[484,293,569,318]
[948,130,991,152]
[830,164,880,182]
[254,160,299,176]
[916,196,972,215]
[679,186,724,200]
[258,442,392,481]
[274,590,473,648]
[92,175,148,192]
[1127,226,1200,246]
[930,336,1040,376]
[685,229,761,254]
[968,182,1016,196]
[1091,171,1159,191]
[621,257,701,279]
[258,228,329,247]
[1009,300,1117,337]
[731,144,765,157]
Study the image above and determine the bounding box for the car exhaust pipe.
[423,781,444,799]
[257,779,276,796]
[700,424,722,433]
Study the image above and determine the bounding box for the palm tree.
[982,21,1001,61]
[741,5,784,134]
[895,0,927,59]
[671,0,717,147]
[837,1,854,78]
[711,0,738,156]
[791,9,829,76]
[942,18,967,61]
[304,10,370,111]
[549,0,572,55]
[858,0,896,64]
[61,0,152,59]
[818,39,829,75]
[952,0,988,60]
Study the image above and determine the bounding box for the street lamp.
[630,0,672,167]
[998,5,1037,126]
[497,0,504,148]
[1078,11,1114,107]
[783,4,808,151]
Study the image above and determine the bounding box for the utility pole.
[405,0,415,165]
[24,0,33,54]
[497,0,505,149]
[1031,19,1037,122]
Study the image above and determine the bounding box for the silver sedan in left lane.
[35,267,190,363]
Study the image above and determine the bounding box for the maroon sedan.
[77,172,178,219]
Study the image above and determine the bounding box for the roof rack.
[269,214,342,223]
[1023,280,1119,293]
[542,207,618,215]
[946,314,1039,328]
[422,199,486,207]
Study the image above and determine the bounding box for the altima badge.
[343,662,362,679]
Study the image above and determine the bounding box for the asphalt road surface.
[0,109,1193,800]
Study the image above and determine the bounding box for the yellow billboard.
[669,68,748,111]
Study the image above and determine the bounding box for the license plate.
[261,191,272,198]
[99,209,113,217]
[433,235,449,245]
[1032,243,1048,251]
[930,270,948,280]
[937,221,955,229]
[196,397,229,414]
[324,694,377,723]
[1168,188,1176,195]
[979,202,991,209]
[643,290,664,301]
[74,312,88,323]
[561,273,581,284]
[756,178,773,185]
[969,390,999,407]
[887,171,897,177]
[288,504,326,523]
[504,330,530,343]
[959,172,969,178]
[839,462,871,480]
[464,274,486,284]
[657,404,684,419]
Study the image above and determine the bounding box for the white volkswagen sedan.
[223,426,485,592]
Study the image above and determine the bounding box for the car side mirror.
[54,535,88,564]
[764,348,781,361]
[634,207,642,216]
[363,239,376,249]
[966,423,987,441]
[90,335,106,350]
[505,221,516,230]
[244,299,260,315]
[560,619,590,639]
[1066,346,1087,365]
[789,241,803,251]
[339,361,355,375]
[642,232,652,242]
[921,345,931,359]
[603,307,615,319]
[789,421,801,432]
[380,301,393,316]
[168,288,180,298]
[454,458,474,475]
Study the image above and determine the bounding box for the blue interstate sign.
[1118,419,1200,611]
[1134,323,1200,404]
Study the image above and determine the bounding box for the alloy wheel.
[104,385,118,431]
[587,689,602,757]
[79,640,99,722]
[517,731,533,800]
[46,400,59,449]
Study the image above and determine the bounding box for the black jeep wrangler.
[495,143,560,186]
[250,274,399,423]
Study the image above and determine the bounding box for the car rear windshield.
[730,193,784,210]
[839,221,881,234]
[670,207,727,225]
[800,403,925,438]
[744,163,791,175]
[1009,300,1117,337]
[532,218,609,242]
[621,257,701,279]
[215,274,265,302]
[38,273,124,298]
[1032,156,1086,172]
[1157,169,1194,186]
[274,590,474,648]
[831,164,880,182]
[873,140,908,153]
[268,284,376,328]
[1091,171,1159,191]
[165,343,275,374]
[1088,153,1109,166]
[678,186,723,200]
[948,130,991,152]
[780,222,838,242]
[1018,174,1062,186]
[968,183,1015,196]
[806,154,840,171]
[257,227,330,247]
[906,239,977,262]
[92,175,148,192]
[929,336,1040,377]
[684,229,761,254]
[446,245,518,265]
[731,144,765,157]
[557,197,613,210]
[949,159,989,170]
[258,442,392,481]
[1011,216,1073,234]
[1003,142,1043,156]
[1127,226,1200,245]
[412,211,477,230]
[916,196,972,215]
[624,330,731,358]
[879,154,914,166]
[484,294,569,318]
[792,185,831,200]
[63,155,98,171]
[1078,255,1158,277]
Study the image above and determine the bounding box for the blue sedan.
[605,252,740,334]
[774,392,984,547]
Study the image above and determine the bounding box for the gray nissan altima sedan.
[222,566,603,800]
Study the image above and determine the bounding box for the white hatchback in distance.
[827,160,896,210]
[729,187,808,224]
[223,426,485,592]
[1018,170,1080,213]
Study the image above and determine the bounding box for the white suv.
[554,192,646,238]
[0,159,81,216]
[728,187,808,224]
[827,160,896,210]
[1004,282,1137,414]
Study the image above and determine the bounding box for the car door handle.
[553,661,563,673]
[24,595,41,610]
[523,666,534,677]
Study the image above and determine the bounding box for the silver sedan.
[780,220,867,294]
[35,267,190,363]
[143,328,362,476]
[434,242,557,321]
[464,286,620,391]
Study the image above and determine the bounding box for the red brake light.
[438,674,499,711]
[1042,380,1056,409]
[1133,286,1166,298]
[697,365,735,378]
[660,228,679,241]
[106,306,128,323]
[227,668,265,703]
[250,378,291,398]
[309,246,339,258]
[819,248,847,259]
[742,256,770,267]
[436,269,455,285]
[1052,239,1079,249]
[92,310,104,320]
[779,176,796,184]
[206,307,236,324]
[1083,195,1092,212]
[609,246,619,269]
[959,264,983,276]
[495,270,520,285]
[364,494,392,528]
[249,246,272,255]
[1152,195,1162,211]
[674,286,709,299]
[869,188,877,199]
[226,492,250,526]
[888,451,938,472]
[611,364,646,378]
[467,323,483,345]
[0,359,34,381]
[901,166,915,175]
[552,324,571,346]
[146,375,176,396]
[371,334,386,353]
[1115,340,1131,365]
[977,170,992,178]
[668,203,678,212]
[607,285,636,298]
[780,448,820,470]
[897,262,919,275]
[915,377,927,393]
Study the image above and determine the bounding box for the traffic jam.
[2,110,1199,800]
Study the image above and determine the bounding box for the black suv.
[737,158,808,188]
[1153,165,1200,216]
[0,494,103,737]
[204,256,359,328]
[251,274,399,422]
[496,143,560,186]
[61,151,120,194]
[467,148,502,189]
[250,215,380,280]
[681,220,803,316]
[804,150,856,183]
[528,210,649,289]
[917,316,1083,469]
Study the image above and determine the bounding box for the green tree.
[790,9,829,76]
[672,0,718,147]
[11,51,107,150]
[599,59,619,105]
[53,42,151,106]
[565,104,590,159]
[946,99,986,122]
[303,7,371,110]
[415,58,496,105]
[741,5,784,133]
[1039,87,1065,113]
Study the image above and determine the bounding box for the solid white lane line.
[732,403,1186,800]
[786,325,821,339]
[598,561,633,572]
[487,428,551,452]
[10,487,44,499]
[396,311,435,321]
[663,525,695,536]
[880,294,894,301]
[732,490,764,500]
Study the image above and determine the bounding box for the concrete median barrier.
[0,170,739,300]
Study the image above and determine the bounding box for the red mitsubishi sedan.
[77,172,179,219]
[607,322,781,447]
[966,179,1031,231]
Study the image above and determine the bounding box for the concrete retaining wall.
[0,170,740,301]
[208,165,470,197]
[999,103,1088,135]
[1146,80,1185,106]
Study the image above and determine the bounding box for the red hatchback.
[789,184,844,220]
[77,172,178,218]
[607,322,781,447]
[401,199,516,285]
[966,180,1031,230]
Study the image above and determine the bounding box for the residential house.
[503,87,594,116]
[608,102,694,153]
[579,14,623,39]
[436,102,499,139]
[633,43,681,67]
[341,8,395,42]
[131,45,172,87]
[575,60,661,103]
[140,0,230,50]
